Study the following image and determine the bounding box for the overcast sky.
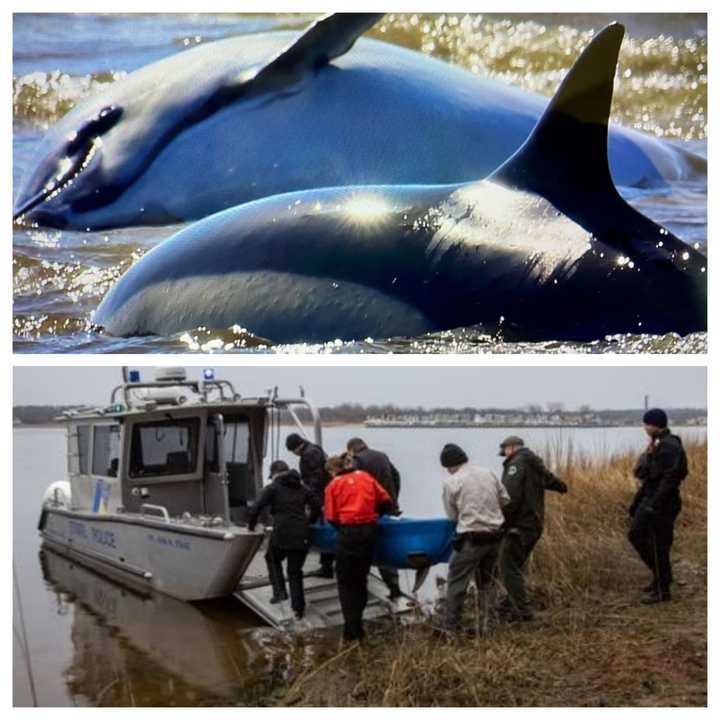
[13,365,706,410]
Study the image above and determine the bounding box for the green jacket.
[501,448,567,537]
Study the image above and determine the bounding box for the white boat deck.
[234,547,416,631]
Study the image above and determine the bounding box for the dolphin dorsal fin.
[492,22,705,270]
[242,13,383,94]
[493,22,623,198]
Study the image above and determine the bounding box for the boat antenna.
[122,366,129,383]
[13,561,38,706]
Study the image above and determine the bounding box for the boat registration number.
[146,532,191,551]
[69,520,117,549]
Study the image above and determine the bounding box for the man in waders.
[286,433,334,578]
[324,452,394,643]
[346,437,403,600]
[628,409,688,604]
[440,443,509,635]
[498,436,568,621]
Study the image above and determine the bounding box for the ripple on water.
[12,315,708,355]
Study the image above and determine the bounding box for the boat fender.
[42,481,71,508]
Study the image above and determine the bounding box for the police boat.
[37,368,427,629]
[38,367,293,601]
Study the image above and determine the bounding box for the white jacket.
[442,463,509,535]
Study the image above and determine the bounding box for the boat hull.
[39,507,264,601]
[311,516,455,569]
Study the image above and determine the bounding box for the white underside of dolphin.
[14,14,704,230]
[100,270,437,341]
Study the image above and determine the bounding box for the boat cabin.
[58,368,322,525]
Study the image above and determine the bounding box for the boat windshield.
[129,418,200,478]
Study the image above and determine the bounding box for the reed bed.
[276,440,707,707]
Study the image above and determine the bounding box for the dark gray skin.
[94,24,706,344]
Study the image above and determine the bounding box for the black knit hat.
[440,443,468,468]
[285,433,305,451]
[269,460,289,477]
[643,408,668,429]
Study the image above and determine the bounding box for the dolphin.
[93,24,706,345]
[14,14,703,231]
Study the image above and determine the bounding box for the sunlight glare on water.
[371,14,707,141]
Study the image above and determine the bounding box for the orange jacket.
[324,469,393,525]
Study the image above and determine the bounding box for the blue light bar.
[203,368,215,380]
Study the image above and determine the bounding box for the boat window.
[92,425,121,477]
[77,425,90,474]
[224,418,250,464]
[205,417,249,473]
[205,423,218,472]
[129,418,200,478]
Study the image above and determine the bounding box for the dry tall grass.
[277,440,707,707]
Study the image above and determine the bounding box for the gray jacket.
[442,464,509,535]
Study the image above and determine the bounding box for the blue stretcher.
[310,516,455,569]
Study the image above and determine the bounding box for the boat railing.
[140,504,171,523]
[270,386,323,447]
[110,378,241,410]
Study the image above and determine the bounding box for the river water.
[13,423,706,706]
[12,13,707,354]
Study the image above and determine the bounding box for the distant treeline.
[285,404,707,425]
[13,403,707,426]
[13,405,82,425]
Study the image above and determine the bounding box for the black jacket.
[501,448,567,537]
[247,470,321,550]
[630,429,688,517]
[354,447,401,511]
[299,442,331,499]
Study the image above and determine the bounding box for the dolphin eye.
[66,105,123,156]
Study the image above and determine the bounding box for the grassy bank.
[274,440,707,707]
